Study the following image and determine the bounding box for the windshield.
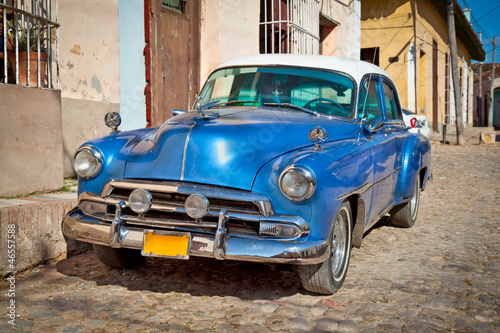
[199,66,355,119]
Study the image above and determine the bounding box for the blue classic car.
[63,55,431,294]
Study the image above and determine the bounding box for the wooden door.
[148,0,200,126]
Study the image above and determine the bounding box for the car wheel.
[93,244,145,269]
[390,173,420,228]
[299,201,352,294]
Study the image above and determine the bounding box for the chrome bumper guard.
[62,205,329,265]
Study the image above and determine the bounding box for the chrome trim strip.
[62,210,328,265]
[181,123,196,181]
[122,215,218,229]
[336,182,371,201]
[335,166,402,201]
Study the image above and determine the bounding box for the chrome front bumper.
[62,207,330,265]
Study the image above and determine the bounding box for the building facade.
[148,0,362,126]
[360,0,484,133]
[1,0,361,197]
[472,63,500,128]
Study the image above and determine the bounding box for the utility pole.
[479,62,483,125]
[488,37,496,128]
[478,32,483,126]
[447,0,464,145]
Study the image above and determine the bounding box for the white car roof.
[216,54,391,84]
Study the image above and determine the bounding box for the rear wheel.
[299,201,353,294]
[93,244,145,269]
[390,173,421,228]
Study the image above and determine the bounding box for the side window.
[358,78,381,121]
[382,81,402,120]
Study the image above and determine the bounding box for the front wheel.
[299,201,353,294]
[390,173,421,228]
[93,244,145,269]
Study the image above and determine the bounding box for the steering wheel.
[304,98,348,117]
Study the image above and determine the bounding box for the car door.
[359,76,398,224]
[380,79,407,205]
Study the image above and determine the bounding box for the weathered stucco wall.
[320,0,361,59]
[58,0,120,176]
[200,0,261,85]
[0,84,63,197]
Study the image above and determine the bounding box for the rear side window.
[382,81,402,121]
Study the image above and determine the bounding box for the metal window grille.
[260,0,319,55]
[1,0,59,89]
[161,0,186,14]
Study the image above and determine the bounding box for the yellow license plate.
[142,231,191,259]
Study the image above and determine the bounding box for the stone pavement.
[1,139,499,332]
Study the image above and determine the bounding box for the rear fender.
[394,135,421,199]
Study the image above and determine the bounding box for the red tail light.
[410,117,417,128]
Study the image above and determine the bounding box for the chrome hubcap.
[331,207,347,277]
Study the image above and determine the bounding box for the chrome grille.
[96,179,275,237]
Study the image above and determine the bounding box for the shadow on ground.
[56,251,307,299]
[55,219,397,300]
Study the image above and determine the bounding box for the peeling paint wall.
[319,0,361,59]
[58,0,121,176]
[59,1,120,103]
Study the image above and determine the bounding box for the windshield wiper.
[203,100,259,110]
[263,103,318,117]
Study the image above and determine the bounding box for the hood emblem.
[105,112,121,133]
[309,127,328,151]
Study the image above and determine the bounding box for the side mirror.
[171,109,186,117]
[362,117,383,134]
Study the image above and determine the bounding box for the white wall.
[200,0,260,84]
[119,0,147,131]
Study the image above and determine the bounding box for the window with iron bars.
[259,0,319,55]
[161,0,186,15]
[0,0,59,88]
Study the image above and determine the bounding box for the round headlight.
[185,194,209,219]
[74,146,103,179]
[129,189,153,214]
[279,165,316,201]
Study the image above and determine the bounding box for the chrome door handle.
[385,127,396,134]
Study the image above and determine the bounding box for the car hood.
[123,109,357,191]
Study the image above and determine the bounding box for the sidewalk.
[428,126,499,144]
[0,191,86,277]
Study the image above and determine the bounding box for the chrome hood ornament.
[104,112,122,133]
[309,126,328,151]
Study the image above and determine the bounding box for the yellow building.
[361,0,485,133]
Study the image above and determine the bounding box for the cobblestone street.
[1,139,499,332]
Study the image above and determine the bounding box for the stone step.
[0,192,87,276]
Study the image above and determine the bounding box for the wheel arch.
[419,167,429,191]
[345,194,366,249]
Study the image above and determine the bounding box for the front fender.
[77,128,158,196]
[252,138,374,241]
